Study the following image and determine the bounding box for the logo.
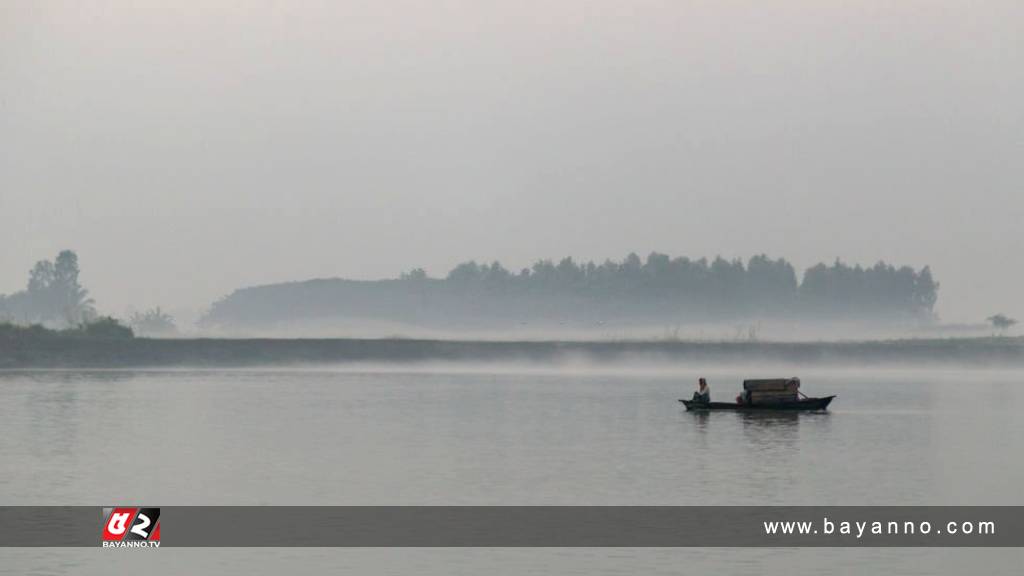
[102,507,161,548]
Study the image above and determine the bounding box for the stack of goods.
[743,378,800,404]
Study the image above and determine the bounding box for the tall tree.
[52,250,95,324]
[5,250,96,326]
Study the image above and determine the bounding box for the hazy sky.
[1,1,1021,323]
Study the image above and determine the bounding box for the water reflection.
[690,410,711,430]
[685,409,835,455]
[738,411,801,449]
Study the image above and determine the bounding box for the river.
[2,366,1022,573]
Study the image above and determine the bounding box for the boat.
[679,395,835,411]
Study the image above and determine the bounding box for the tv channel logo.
[102,507,161,548]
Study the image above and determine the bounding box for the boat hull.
[679,395,835,411]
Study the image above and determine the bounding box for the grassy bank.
[2,324,1023,368]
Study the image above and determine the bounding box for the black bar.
[0,507,1021,547]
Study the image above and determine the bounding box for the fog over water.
[2,1,1022,326]
[4,6,1023,574]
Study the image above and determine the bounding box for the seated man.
[692,377,710,403]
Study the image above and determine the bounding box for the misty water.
[3,366,1023,574]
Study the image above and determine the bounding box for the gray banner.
[1,507,1021,547]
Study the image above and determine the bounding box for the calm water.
[2,366,1023,574]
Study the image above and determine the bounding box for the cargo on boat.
[743,378,800,404]
[742,378,800,392]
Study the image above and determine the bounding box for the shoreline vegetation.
[2,251,1018,368]
[201,253,940,333]
[3,323,1023,369]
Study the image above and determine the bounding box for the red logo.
[102,507,160,547]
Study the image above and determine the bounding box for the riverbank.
[2,332,1023,369]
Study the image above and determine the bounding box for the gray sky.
[1,1,1021,323]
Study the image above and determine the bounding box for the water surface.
[2,367,1022,573]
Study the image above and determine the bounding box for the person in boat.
[692,378,710,403]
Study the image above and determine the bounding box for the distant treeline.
[201,253,938,331]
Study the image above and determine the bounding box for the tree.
[987,314,1018,334]
[130,307,178,336]
[913,266,939,314]
[28,260,55,293]
[446,261,482,284]
[4,250,96,326]
[52,250,95,324]
[400,268,428,281]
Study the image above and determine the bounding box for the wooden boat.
[679,395,836,411]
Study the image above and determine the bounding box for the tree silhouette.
[200,252,942,330]
[130,307,178,336]
[1,250,96,326]
[987,314,1018,334]
[52,251,95,324]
